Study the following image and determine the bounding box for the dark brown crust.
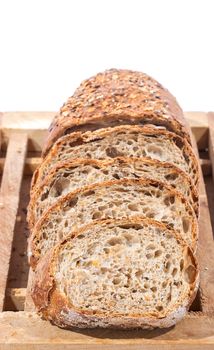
[43,69,191,156]
[31,216,199,329]
[31,248,54,312]
[28,177,198,268]
[28,157,199,227]
[31,125,199,193]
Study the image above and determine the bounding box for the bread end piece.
[32,217,199,329]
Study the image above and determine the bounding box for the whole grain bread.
[28,157,199,227]
[43,69,191,156]
[31,217,199,329]
[32,125,199,193]
[29,178,198,269]
[28,69,200,330]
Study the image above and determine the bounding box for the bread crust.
[28,157,199,227]
[31,125,199,193]
[43,69,191,156]
[31,217,199,329]
[28,177,198,268]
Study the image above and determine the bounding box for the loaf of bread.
[27,157,198,227]
[28,68,200,329]
[32,125,199,193]
[29,178,198,269]
[31,217,199,329]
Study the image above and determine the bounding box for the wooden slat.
[0,157,40,175]
[0,312,213,349]
[0,112,209,152]
[208,113,214,181]
[4,288,26,311]
[0,133,27,311]
[185,112,208,128]
[0,112,55,152]
[200,159,212,176]
[0,116,2,153]
[191,135,214,313]
[185,112,209,150]
[24,269,35,311]
[0,112,54,129]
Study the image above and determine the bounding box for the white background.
[0,0,213,112]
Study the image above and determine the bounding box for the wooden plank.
[184,112,209,150]
[185,112,208,128]
[0,133,27,311]
[208,113,214,181]
[200,159,212,176]
[6,176,31,289]
[0,112,209,152]
[0,115,2,153]
[0,112,55,152]
[24,269,35,311]
[0,157,40,175]
[0,312,213,349]
[4,288,26,311]
[191,134,214,313]
[0,112,54,129]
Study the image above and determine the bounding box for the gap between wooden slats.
[191,133,214,314]
[0,133,27,311]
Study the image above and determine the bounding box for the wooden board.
[0,312,214,349]
[0,133,27,311]
[0,112,214,349]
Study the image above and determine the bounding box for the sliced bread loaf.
[31,217,199,329]
[29,178,198,268]
[28,157,198,227]
[43,68,191,155]
[32,125,199,193]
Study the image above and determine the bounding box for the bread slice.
[29,178,198,268]
[32,125,199,193]
[28,157,199,227]
[43,68,191,156]
[31,217,199,329]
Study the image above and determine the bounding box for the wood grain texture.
[6,176,31,290]
[0,157,40,175]
[0,133,27,311]
[0,112,55,152]
[191,134,214,313]
[185,112,209,149]
[0,312,213,349]
[24,269,35,311]
[208,113,214,180]
[200,159,212,176]
[5,288,26,311]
